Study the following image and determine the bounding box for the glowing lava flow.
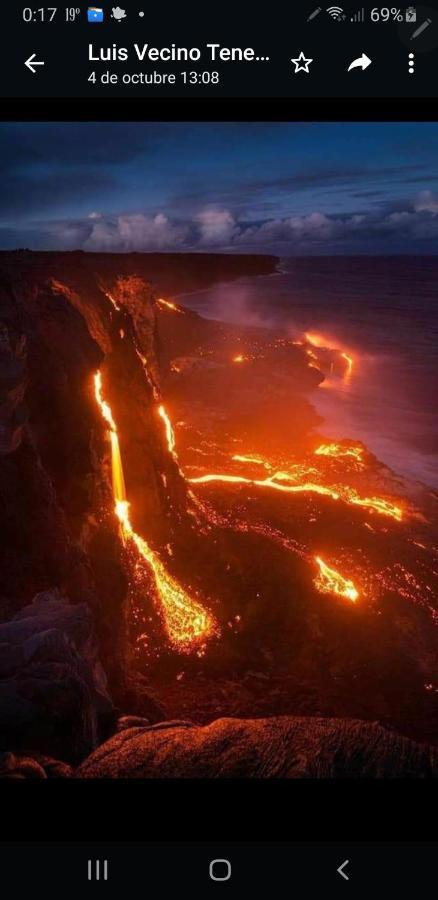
[305,332,327,348]
[189,465,403,521]
[103,291,121,312]
[158,404,176,456]
[341,352,354,378]
[232,454,271,469]
[94,371,216,652]
[346,492,403,522]
[189,472,341,500]
[314,556,359,603]
[315,443,364,462]
[156,298,183,313]
[305,332,354,379]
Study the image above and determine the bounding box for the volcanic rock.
[0,750,73,779]
[77,715,437,779]
[0,590,114,762]
[0,322,27,455]
[116,715,151,732]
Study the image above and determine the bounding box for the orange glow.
[189,471,340,500]
[341,351,354,377]
[305,331,327,349]
[189,460,403,521]
[232,454,271,469]
[314,556,359,602]
[158,404,176,455]
[315,442,363,462]
[94,371,216,652]
[94,371,117,432]
[135,348,159,401]
[346,491,403,522]
[105,291,121,312]
[232,354,247,363]
[305,332,354,380]
[156,298,183,313]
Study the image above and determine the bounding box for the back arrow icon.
[337,859,350,881]
[25,54,45,74]
[348,53,372,71]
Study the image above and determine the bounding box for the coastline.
[177,257,438,490]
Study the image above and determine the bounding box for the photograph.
[0,122,437,779]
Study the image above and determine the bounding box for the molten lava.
[314,556,359,603]
[305,332,327,349]
[156,298,183,313]
[341,352,354,378]
[94,370,117,432]
[189,471,341,500]
[305,331,354,379]
[93,371,216,652]
[105,291,121,312]
[158,404,176,456]
[189,460,403,522]
[315,443,364,462]
[232,454,271,469]
[346,491,403,522]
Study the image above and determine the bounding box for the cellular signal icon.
[351,7,365,22]
[326,6,345,20]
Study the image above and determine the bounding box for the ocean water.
[178,256,438,488]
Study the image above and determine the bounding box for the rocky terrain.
[0,249,437,778]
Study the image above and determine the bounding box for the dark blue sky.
[1,122,438,255]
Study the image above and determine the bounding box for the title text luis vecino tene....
[88,43,269,63]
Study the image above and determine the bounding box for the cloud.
[4,190,438,254]
[84,212,189,251]
[196,209,237,246]
[414,190,438,214]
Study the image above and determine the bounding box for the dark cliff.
[0,251,276,760]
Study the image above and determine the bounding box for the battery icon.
[406,7,417,22]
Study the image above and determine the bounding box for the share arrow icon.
[25,54,45,74]
[348,53,372,71]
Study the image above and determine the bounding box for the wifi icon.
[327,6,345,20]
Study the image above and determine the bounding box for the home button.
[209,859,232,882]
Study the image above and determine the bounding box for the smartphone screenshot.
[0,2,437,894]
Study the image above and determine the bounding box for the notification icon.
[88,7,104,22]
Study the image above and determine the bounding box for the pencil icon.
[307,7,322,21]
[410,18,432,40]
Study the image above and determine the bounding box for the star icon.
[291,51,313,74]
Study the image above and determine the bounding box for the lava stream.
[341,351,354,378]
[156,298,183,313]
[158,403,176,456]
[188,468,403,521]
[189,471,341,500]
[305,331,354,379]
[104,291,121,312]
[94,371,216,652]
[314,556,359,602]
[232,454,271,469]
[314,443,363,462]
